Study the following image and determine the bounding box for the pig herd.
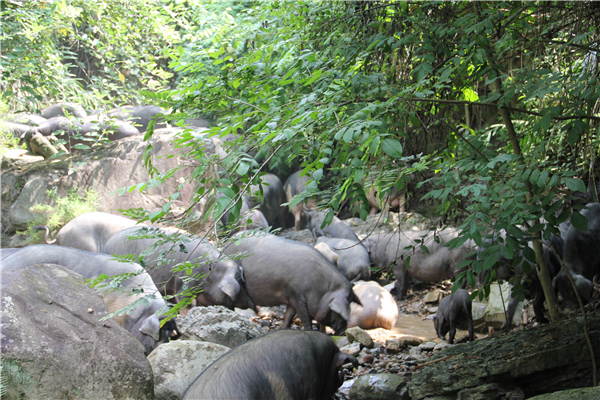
[2,192,600,397]
[4,102,166,152]
[4,101,600,397]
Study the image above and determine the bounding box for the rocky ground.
[235,273,600,400]
[234,278,478,399]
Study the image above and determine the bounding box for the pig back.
[223,235,350,306]
[223,234,358,331]
[349,280,398,330]
[54,212,138,253]
[564,202,600,278]
[384,229,468,281]
[315,237,370,281]
[102,226,253,309]
[183,330,356,400]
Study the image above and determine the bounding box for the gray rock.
[0,149,44,168]
[409,314,600,399]
[1,128,216,234]
[528,386,600,400]
[386,339,401,353]
[1,264,155,400]
[333,335,350,348]
[339,378,356,399]
[340,342,362,357]
[176,306,267,347]
[434,342,452,351]
[148,340,230,400]
[234,307,258,320]
[357,350,371,365]
[349,373,407,400]
[409,346,422,358]
[423,289,442,304]
[346,326,374,349]
[418,341,436,351]
[398,336,423,347]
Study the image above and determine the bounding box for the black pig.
[433,289,474,344]
[182,330,357,400]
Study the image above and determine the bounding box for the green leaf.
[571,211,588,233]
[536,170,548,187]
[482,252,499,270]
[564,178,586,193]
[381,138,403,158]
[236,161,249,176]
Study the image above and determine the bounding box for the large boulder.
[409,313,600,399]
[349,373,408,400]
[1,263,156,399]
[148,340,230,400]
[1,127,217,235]
[176,306,268,348]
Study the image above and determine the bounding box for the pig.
[553,203,600,309]
[433,288,474,344]
[308,209,360,242]
[562,202,600,279]
[314,242,340,266]
[26,114,139,150]
[222,234,361,334]
[79,114,141,141]
[218,194,269,233]
[106,105,165,133]
[30,116,83,140]
[314,237,371,282]
[367,228,474,300]
[1,244,178,355]
[35,212,139,253]
[5,112,47,126]
[247,173,288,229]
[477,231,561,329]
[102,226,256,310]
[349,281,398,330]
[364,171,405,215]
[3,121,32,138]
[182,330,357,400]
[40,102,87,119]
[284,170,319,231]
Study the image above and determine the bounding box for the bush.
[23,188,98,244]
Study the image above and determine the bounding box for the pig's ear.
[335,352,358,368]
[329,295,350,321]
[140,316,160,341]
[219,278,240,299]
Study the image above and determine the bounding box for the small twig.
[414,355,454,369]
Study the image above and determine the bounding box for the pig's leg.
[282,306,296,328]
[531,279,548,324]
[501,295,521,331]
[436,315,446,340]
[395,271,409,301]
[463,302,474,342]
[289,296,313,330]
[448,315,457,344]
[292,205,303,231]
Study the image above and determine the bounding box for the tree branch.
[404,97,600,122]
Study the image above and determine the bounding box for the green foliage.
[1,0,180,111]
[0,100,23,152]
[23,188,98,244]
[146,2,600,302]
